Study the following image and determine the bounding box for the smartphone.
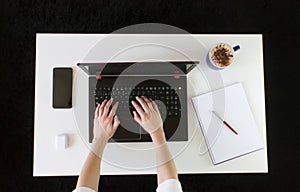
[52,68,73,108]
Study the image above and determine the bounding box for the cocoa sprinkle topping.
[211,44,233,67]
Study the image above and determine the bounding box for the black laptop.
[77,61,199,142]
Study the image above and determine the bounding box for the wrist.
[92,136,108,144]
[91,138,107,157]
[150,128,166,144]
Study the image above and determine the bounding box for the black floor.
[1,0,299,191]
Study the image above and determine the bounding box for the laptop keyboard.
[94,86,182,117]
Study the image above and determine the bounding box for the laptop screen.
[77,61,199,76]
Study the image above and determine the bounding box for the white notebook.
[192,83,264,165]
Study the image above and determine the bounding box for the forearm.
[151,128,178,184]
[76,139,106,191]
[76,151,101,191]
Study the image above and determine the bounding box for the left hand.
[93,98,120,143]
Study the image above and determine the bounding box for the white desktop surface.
[34,34,268,176]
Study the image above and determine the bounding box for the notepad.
[192,83,264,165]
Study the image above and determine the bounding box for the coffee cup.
[209,43,240,69]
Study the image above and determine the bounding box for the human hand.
[131,96,163,136]
[92,98,119,156]
[93,98,120,143]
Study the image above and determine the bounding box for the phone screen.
[52,68,73,108]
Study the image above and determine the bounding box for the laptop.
[77,61,199,142]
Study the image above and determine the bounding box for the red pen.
[212,111,238,135]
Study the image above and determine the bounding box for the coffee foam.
[210,43,234,68]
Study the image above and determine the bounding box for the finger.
[133,111,142,124]
[102,98,113,117]
[131,100,145,116]
[136,96,149,112]
[152,100,159,111]
[142,96,151,103]
[112,115,120,131]
[141,96,153,109]
[95,104,100,118]
[149,98,156,110]
[99,99,107,116]
[100,99,107,108]
[108,102,119,118]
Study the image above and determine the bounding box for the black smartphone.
[52,67,73,108]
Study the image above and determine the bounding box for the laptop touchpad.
[110,111,141,142]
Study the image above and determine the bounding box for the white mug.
[209,43,240,69]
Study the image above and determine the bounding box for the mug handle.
[233,45,241,52]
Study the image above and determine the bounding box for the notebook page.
[192,83,264,164]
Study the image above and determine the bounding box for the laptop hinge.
[174,71,180,79]
[96,72,102,80]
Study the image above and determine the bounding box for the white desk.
[34,34,268,176]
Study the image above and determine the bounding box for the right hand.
[131,96,163,135]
